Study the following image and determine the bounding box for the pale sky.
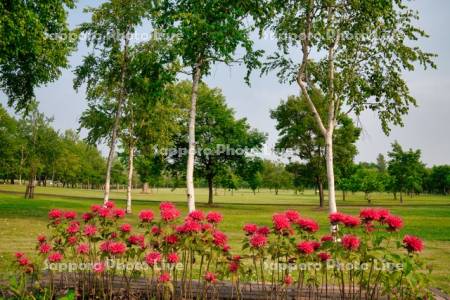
[2,0,449,166]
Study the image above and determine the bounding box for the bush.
[8,203,432,299]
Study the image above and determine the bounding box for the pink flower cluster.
[329,208,403,232]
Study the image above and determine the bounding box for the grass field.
[0,184,449,292]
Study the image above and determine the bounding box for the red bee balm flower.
[250,234,267,248]
[139,210,154,223]
[164,234,178,245]
[158,272,171,283]
[119,223,132,233]
[67,221,80,234]
[112,208,125,218]
[229,261,239,273]
[37,235,46,243]
[93,262,106,273]
[318,252,332,262]
[329,212,345,224]
[213,230,228,247]
[377,209,390,221]
[48,209,62,219]
[39,243,52,254]
[160,207,180,222]
[202,223,213,232]
[108,242,127,255]
[67,236,78,245]
[284,210,300,222]
[18,257,30,266]
[206,211,223,224]
[256,226,270,236]
[385,215,403,231]
[48,252,63,263]
[321,235,333,242]
[297,218,319,233]
[64,211,77,220]
[297,241,315,254]
[159,202,175,210]
[183,220,202,233]
[98,207,110,218]
[91,204,101,212]
[167,252,179,264]
[188,210,205,221]
[77,243,89,255]
[272,213,291,232]
[403,235,424,253]
[342,235,360,251]
[284,275,293,286]
[128,235,145,248]
[82,212,93,221]
[342,215,360,227]
[243,223,258,235]
[145,252,162,266]
[204,272,217,283]
[360,208,380,222]
[104,201,115,208]
[84,224,97,236]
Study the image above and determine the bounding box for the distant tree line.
[0,105,106,194]
[1,99,449,205]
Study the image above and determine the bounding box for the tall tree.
[376,154,387,173]
[153,0,262,211]
[167,82,266,205]
[271,90,360,207]
[261,160,293,195]
[120,36,178,212]
[74,0,147,204]
[0,0,75,112]
[262,0,435,214]
[388,142,425,203]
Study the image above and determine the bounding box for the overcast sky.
[2,0,449,166]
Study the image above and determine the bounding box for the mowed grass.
[0,184,449,292]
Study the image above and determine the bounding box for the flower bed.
[6,202,433,299]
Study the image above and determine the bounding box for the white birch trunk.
[126,145,134,213]
[103,33,129,205]
[325,132,337,213]
[186,65,202,212]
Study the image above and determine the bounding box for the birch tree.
[153,0,262,211]
[262,0,435,214]
[74,0,147,204]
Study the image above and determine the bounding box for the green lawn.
[0,184,449,293]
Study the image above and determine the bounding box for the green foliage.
[271,89,361,202]
[0,105,106,188]
[0,0,75,112]
[388,142,426,200]
[262,0,436,134]
[261,160,293,194]
[153,0,262,81]
[167,81,266,202]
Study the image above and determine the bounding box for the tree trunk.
[318,179,324,208]
[103,31,129,205]
[400,191,403,203]
[142,182,149,194]
[186,63,202,212]
[342,190,346,201]
[207,176,213,206]
[25,172,35,199]
[325,132,337,213]
[126,145,134,214]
